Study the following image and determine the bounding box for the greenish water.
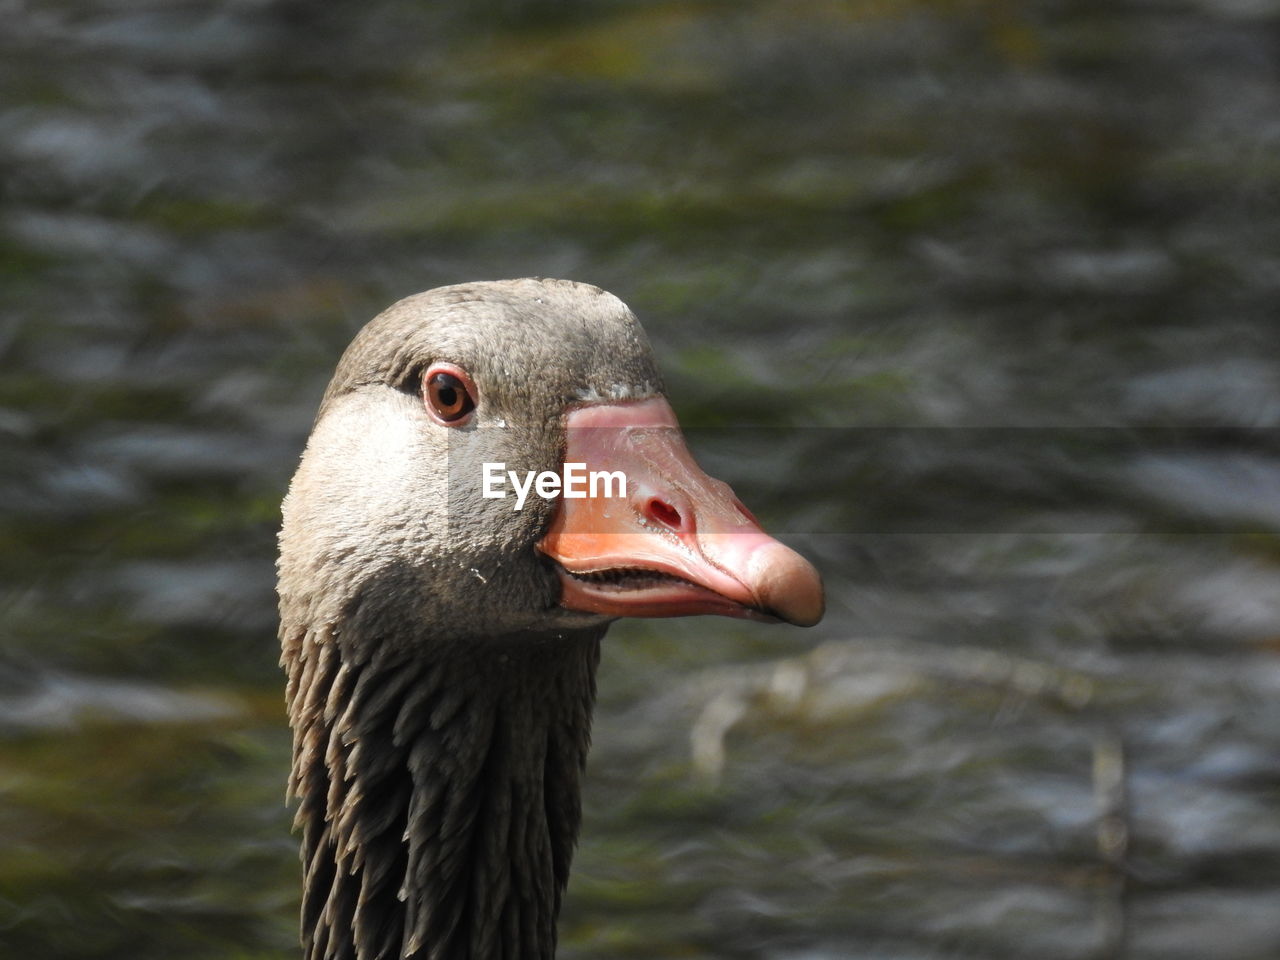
[3,1,1280,958]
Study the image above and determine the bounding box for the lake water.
[3,1,1279,958]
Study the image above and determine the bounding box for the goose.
[278,278,824,960]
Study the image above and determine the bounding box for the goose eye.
[423,366,476,424]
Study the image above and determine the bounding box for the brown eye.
[423,365,476,424]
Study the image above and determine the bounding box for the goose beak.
[537,398,824,627]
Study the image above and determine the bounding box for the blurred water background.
[3,1,1280,958]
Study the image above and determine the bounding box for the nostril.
[645,497,684,531]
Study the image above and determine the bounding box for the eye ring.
[422,363,477,425]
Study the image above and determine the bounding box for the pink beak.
[537,398,824,627]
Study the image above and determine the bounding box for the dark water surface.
[3,1,1280,958]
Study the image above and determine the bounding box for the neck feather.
[283,624,604,960]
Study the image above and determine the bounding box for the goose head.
[279,278,821,648]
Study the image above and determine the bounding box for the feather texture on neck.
[284,620,603,960]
